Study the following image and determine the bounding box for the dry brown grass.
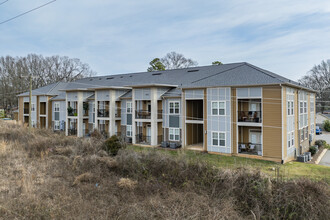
[0,121,329,219]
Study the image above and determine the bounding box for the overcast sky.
[1,0,330,80]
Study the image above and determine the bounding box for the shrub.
[309,146,317,155]
[103,135,126,156]
[324,120,330,132]
[315,140,326,147]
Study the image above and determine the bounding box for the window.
[126,125,132,137]
[304,102,307,113]
[126,102,132,113]
[305,127,308,140]
[300,129,304,141]
[54,121,60,130]
[287,133,291,148]
[299,102,303,114]
[212,132,225,147]
[287,101,290,115]
[291,101,294,115]
[169,128,180,141]
[291,131,294,146]
[211,101,225,116]
[288,131,294,148]
[54,102,60,112]
[169,101,180,114]
[31,104,35,112]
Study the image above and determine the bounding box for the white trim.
[211,101,226,116]
[169,101,180,115]
[126,101,132,113]
[169,127,180,141]
[211,131,226,147]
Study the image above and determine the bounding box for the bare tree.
[299,60,330,113]
[160,52,198,70]
[0,54,96,110]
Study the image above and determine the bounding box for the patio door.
[249,130,262,155]
[147,125,151,143]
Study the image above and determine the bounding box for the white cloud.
[0,0,329,80]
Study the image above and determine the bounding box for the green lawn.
[128,145,330,182]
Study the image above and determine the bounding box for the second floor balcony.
[98,109,109,117]
[136,110,151,119]
[238,111,262,123]
[67,108,77,116]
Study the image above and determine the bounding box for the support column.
[65,93,68,136]
[109,90,116,136]
[94,92,98,131]
[181,89,186,148]
[151,87,158,146]
[132,90,136,144]
[77,92,83,137]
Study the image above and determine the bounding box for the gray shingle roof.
[18,82,69,97]
[18,62,313,97]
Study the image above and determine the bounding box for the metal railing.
[135,110,151,119]
[83,109,89,117]
[157,110,163,119]
[68,129,77,136]
[98,109,109,117]
[115,110,121,118]
[68,109,77,116]
[136,134,151,145]
[238,142,262,155]
[238,111,262,123]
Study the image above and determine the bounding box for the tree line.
[0,54,95,110]
[298,60,330,113]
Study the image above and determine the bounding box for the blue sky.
[1,0,330,80]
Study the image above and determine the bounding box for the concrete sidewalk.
[319,150,330,167]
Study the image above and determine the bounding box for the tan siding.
[203,88,207,151]
[48,98,52,128]
[262,86,282,159]
[18,97,23,123]
[231,88,237,154]
[283,87,287,159]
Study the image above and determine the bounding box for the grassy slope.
[129,145,330,182]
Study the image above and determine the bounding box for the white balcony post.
[151,87,158,146]
[109,90,116,136]
[65,93,68,136]
[77,92,83,137]
[132,90,136,144]
[94,92,98,131]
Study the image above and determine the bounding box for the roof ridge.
[191,63,246,84]
[46,82,61,95]
[244,63,287,83]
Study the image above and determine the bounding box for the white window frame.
[169,101,180,115]
[169,128,180,141]
[211,101,225,116]
[126,125,132,137]
[126,102,132,114]
[54,121,60,130]
[54,102,60,112]
[212,131,226,147]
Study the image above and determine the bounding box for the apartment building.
[17,62,316,163]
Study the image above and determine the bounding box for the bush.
[324,120,330,132]
[309,146,317,155]
[103,135,125,156]
[315,140,326,147]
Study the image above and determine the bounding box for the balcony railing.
[68,109,77,116]
[98,109,109,117]
[24,108,29,114]
[238,111,262,123]
[115,110,121,118]
[238,142,262,155]
[136,134,151,145]
[83,110,89,117]
[135,110,151,119]
[68,129,77,136]
[157,110,163,119]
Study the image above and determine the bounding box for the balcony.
[115,110,121,118]
[68,109,77,116]
[135,110,151,119]
[157,110,163,119]
[68,129,77,136]
[136,134,151,145]
[24,108,29,114]
[238,111,262,123]
[98,109,109,117]
[238,142,262,156]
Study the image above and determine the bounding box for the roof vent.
[152,72,162,76]
[129,75,132,77]
[106,77,114,80]
[187,69,199,72]
[89,79,93,81]
[99,78,102,80]
[120,76,123,78]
